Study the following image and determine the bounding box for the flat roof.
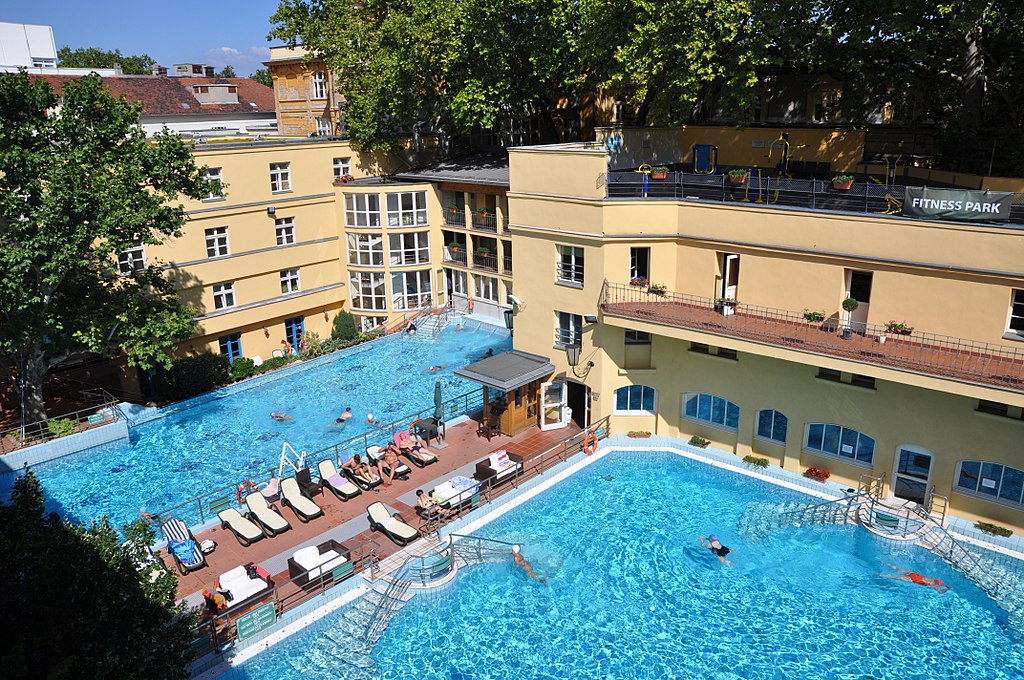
[394,153,509,187]
[454,350,554,391]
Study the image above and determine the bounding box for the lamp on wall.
[266,206,276,216]
[584,314,598,324]
[263,326,270,338]
[503,307,514,336]
[565,343,594,379]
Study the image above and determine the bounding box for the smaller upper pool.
[17,322,510,529]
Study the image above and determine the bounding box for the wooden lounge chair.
[161,518,207,575]
[280,477,324,523]
[366,501,420,546]
[317,459,362,500]
[244,492,291,537]
[217,507,265,547]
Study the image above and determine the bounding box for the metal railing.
[556,262,584,286]
[443,209,467,228]
[6,389,123,450]
[601,281,1024,393]
[472,253,498,271]
[603,171,1024,226]
[502,255,513,275]
[443,248,468,265]
[470,213,498,232]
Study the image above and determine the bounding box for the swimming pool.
[233,450,1024,679]
[13,323,510,529]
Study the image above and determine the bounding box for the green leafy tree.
[0,72,218,422]
[0,471,197,678]
[216,65,238,78]
[250,68,274,88]
[56,46,157,75]
[331,310,358,342]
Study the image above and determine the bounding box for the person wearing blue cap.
[699,534,734,565]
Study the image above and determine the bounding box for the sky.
[7,1,286,76]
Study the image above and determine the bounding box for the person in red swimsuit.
[879,563,951,593]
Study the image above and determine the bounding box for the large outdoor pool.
[13,323,510,528]
[233,450,1024,679]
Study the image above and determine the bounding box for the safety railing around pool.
[3,388,124,451]
[153,388,488,528]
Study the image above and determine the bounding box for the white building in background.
[0,21,120,75]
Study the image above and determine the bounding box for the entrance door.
[846,270,873,334]
[565,381,590,429]
[892,447,933,505]
[721,254,740,300]
[539,380,569,430]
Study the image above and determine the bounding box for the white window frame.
[630,246,650,281]
[1009,290,1024,336]
[682,392,741,432]
[270,162,291,193]
[202,167,223,200]
[118,242,146,275]
[389,231,430,265]
[448,268,467,295]
[557,245,584,285]
[205,227,229,258]
[555,311,583,346]
[356,315,387,332]
[614,385,657,415]
[350,272,387,311]
[333,157,352,179]
[386,191,428,227]
[213,282,235,309]
[475,275,498,303]
[392,269,433,311]
[755,409,788,444]
[311,71,327,99]
[280,268,300,294]
[275,217,295,246]
[347,233,385,266]
[954,460,1024,509]
[345,194,381,228]
[804,422,875,466]
[315,117,331,136]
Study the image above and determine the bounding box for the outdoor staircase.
[408,309,463,341]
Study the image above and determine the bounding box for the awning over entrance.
[454,350,555,392]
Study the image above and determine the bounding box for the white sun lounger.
[217,508,265,547]
[280,477,324,522]
[244,492,291,537]
[366,501,420,546]
[317,459,361,500]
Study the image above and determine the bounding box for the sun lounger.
[366,445,412,480]
[392,432,438,468]
[317,459,362,500]
[161,518,207,575]
[244,492,291,537]
[341,459,383,491]
[366,501,420,546]
[280,477,324,522]
[217,507,266,547]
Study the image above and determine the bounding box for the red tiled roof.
[29,74,275,116]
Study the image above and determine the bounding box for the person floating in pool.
[879,563,951,593]
[511,545,548,584]
[367,413,378,425]
[336,407,353,422]
[699,534,734,566]
[271,410,292,421]
[477,348,494,361]
[428,363,449,373]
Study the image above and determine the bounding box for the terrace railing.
[443,248,468,266]
[601,281,1024,393]
[472,253,498,271]
[502,255,513,275]
[471,213,498,233]
[5,388,123,450]
[443,208,467,228]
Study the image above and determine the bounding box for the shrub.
[153,353,231,402]
[689,435,710,448]
[803,466,831,482]
[298,331,328,359]
[626,430,651,438]
[254,356,290,374]
[803,309,825,322]
[975,521,1013,537]
[332,311,359,342]
[832,174,855,183]
[728,168,750,178]
[743,455,769,468]
[841,297,859,312]
[230,357,255,381]
[46,418,76,438]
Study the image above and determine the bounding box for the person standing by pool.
[511,545,548,584]
[879,563,951,593]
[699,534,734,566]
[281,339,294,355]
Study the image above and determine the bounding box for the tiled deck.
[169,418,581,601]
[602,295,1024,392]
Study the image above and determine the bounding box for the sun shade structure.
[454,350,555,392]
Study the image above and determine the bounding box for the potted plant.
[728,168,750,185]
[743,455,769,468]
[974,521,1013,538]
[715,297,738,316]
[840,297,859,339]
[475,245,492,256]
[629,277,649,287]
[832,174,855,190]
[627,430,652,438]
[649,165,669,180]
[647,283,667,296]
[884,320,914,336]
[447,203,459,214]
[447,241,462,252]
[803,466,831,482]
[688,435,710,449]
[803,309,825,323]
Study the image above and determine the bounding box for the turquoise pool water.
[13,324,509,529]
[234,451,1024,679]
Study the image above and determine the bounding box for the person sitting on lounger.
[343,454,379,482]
[376,444,402,486]
[699,534,734,566]
[271,410,292,421]
[416,489,450,518]
[879,563,951,593]
[394,429,429,454]
[511,545,547,584]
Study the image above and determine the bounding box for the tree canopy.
[250,68,274,88]
[0,72,217,422]
[215,65,238,78]
[56,46,157,75]
[0,471,196,678]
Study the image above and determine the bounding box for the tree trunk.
[961,18,985,131]
[17,351,49,426]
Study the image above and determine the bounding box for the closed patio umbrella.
[433,380,444,422]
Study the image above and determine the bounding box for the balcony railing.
[471,213,498,233]
[601,282,1024,393]
[443,248,468,265]
[556,263,584,286]
[444,209,467,228]
[472,253,498,271]
[502,255,513,275]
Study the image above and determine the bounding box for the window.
[315,117,331,135]
[205,227,229,258]
[557,245,584,285]
[275,217,295,245]
[474,275,498,302]
[817,368,842,383]
[386,191,428,227]
[357,315,387,332]
[118,242,146,274]
[391,270,432,310]
[218,333,242,363]
[311,71,327,99]
[555,311,583,346]
[956,460,1024,508]
[625,330,652,345]
[1009,290,1024,335]
[345,194,381,227]
[615,385,656,414]
[333,157,351,179]
[213,282,235,310]
[270,162,291,192]
[976,400,1024,421]
[805,423,875,465]
[350,272,386,310]
[389,231,430,265]
[689,342,712,355]
[347,233,385,266]
[280,269,300,294]
[284,316,304,348]
[818,367,874,388]
[447,269,467,296]
[202,167,223,200]
[756,409,788,444]
[630,247,650,281]
[683,393,740,431]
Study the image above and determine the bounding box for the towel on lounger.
[170,539,199,565]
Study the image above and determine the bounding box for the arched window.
[804,423,874,465]
[614,385,656,414]
[756,409,788,444]
[955,460,1024,508]
[683,393,740,431]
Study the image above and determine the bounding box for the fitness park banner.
[903,187,1012,223]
